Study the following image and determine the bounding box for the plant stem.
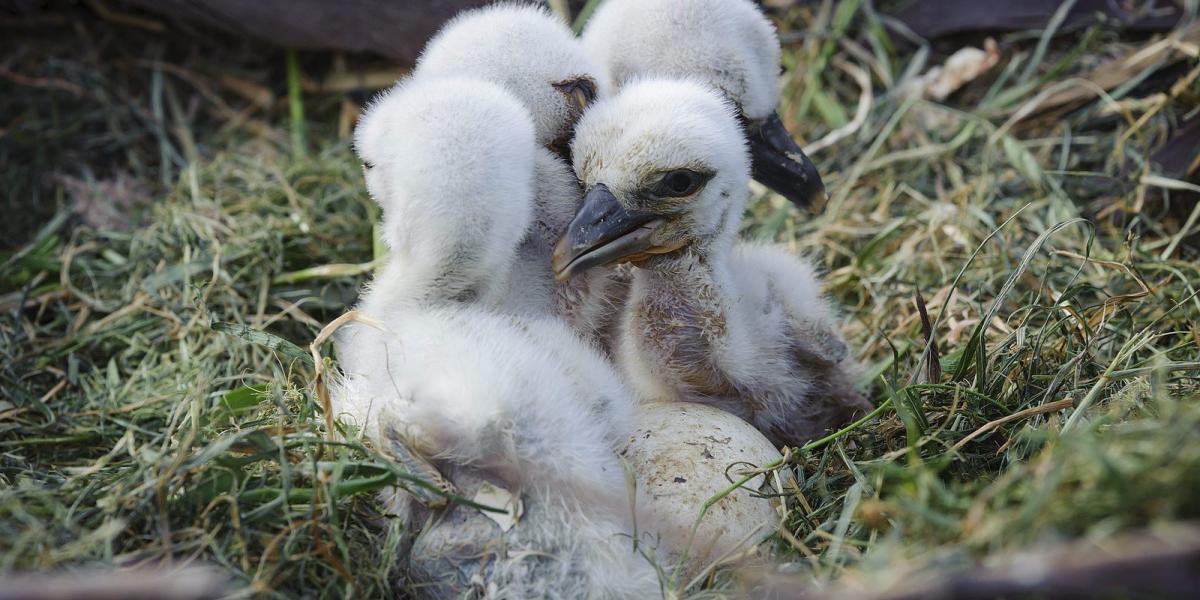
[286,49,306,159]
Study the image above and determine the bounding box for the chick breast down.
[619,244,871,448]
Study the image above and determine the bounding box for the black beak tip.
[747,111,829,213]
[800,169,828,211]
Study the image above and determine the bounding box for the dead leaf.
[902,39,1001,102]
[474,481,523,532]
[913,289,942,385]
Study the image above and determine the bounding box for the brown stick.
[745,523,1200,600]
[951,398,1074,451]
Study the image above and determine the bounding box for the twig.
[951,398,1074,451]
[309,310,384,446]
[766,523,1200,600]
[0,65,85,96]
[87,0,166,32]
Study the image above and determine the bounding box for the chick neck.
[629,183,742,286]
[626,206,739,330]
[368,250,500,310]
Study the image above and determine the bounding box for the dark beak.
[549,76,599,161]
[746,111,827,212]
[552,184,662,280]
[553,76,598,117]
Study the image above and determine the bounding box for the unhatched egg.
[622,402,788,573]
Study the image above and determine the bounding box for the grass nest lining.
[2,1,1199,597]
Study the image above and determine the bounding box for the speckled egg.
[621,401,786,571]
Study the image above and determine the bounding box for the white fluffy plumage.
[412,3,625,342]
[580,0,828,212]
[337,77,658,598]
[566,79,870,447]
[354,76,534,305]
[418,3,606,149]
[582,0,781,120]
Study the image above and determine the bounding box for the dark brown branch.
[745,523,1200,600]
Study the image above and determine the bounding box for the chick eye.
[363,160,375,170]
[654,169,707,197]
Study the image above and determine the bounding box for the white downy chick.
[581,0,826,210]
[412,3,623,342]
[417,3,603,153]
[554,79,870,448]
[338,76,657,598]
[354,76,534,306]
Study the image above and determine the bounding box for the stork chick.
[337,76,657,598]
[582,0,826,210]
[414,3,622,341]
[553,79,870,448]
[417,3,602,156]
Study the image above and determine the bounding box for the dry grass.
[2,1,1199,597]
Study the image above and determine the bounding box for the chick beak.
[553,184,663,280]
[550,76,599,161]
[746,111,828,212]
[554,76,597,115]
